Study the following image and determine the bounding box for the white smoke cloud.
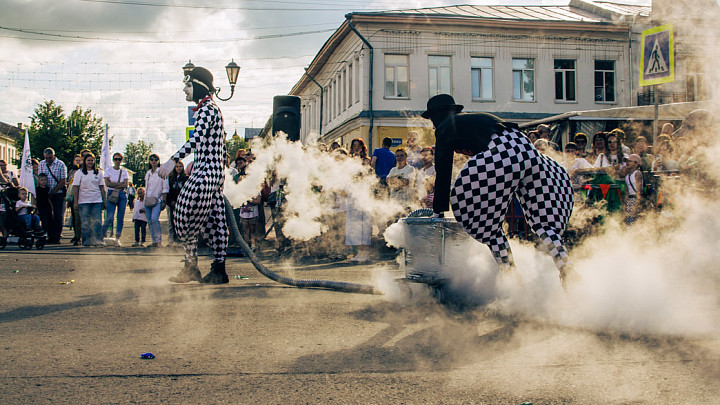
[223,134,405,241]
[382,155,720,337]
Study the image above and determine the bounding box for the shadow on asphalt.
[0,295,109,324]
[0,284,207,324]
[285,302,533,374]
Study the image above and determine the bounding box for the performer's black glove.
[432,212,444,218]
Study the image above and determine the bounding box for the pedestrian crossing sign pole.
[639,24,674,87]
[639,24,674,143]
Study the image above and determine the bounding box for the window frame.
[428,55,452,96]
[512,58,535,102]
[384,54,410,99]
[354,56,360,104]
[471,56,494,101]
[594,60,616,104]
[553,59,577,103]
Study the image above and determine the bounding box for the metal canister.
[400,217,473,283]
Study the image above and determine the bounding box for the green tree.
[19,100,108,165]
[65,106,106,160]
[225,131,248,160]
[124,140,154,187]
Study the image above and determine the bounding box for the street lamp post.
[215,59,241,101]
[182,59,240,101]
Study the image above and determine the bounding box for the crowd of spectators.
[552,118,705,226]
[0,109,708,257]
[0,146,168,249]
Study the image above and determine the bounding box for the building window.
[428,55,451,96]
[471,57,493,100]
[554,59,576,102]
[512,58,535,101]
[594,60,615,102]
[385,54,409,98]
[323,88,328,124]
[331,81,336,118]
[354,57,360,103]
[340,70,346,112]
[347,63,353,107]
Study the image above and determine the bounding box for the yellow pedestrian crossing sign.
[640,24,674,87]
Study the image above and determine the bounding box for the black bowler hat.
[421,94,463,119]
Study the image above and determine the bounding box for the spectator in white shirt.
[386,147,416,210]
[102,153,130,242]
[72,153,106,247]
[144,154,169,247]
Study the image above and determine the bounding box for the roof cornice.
[346,12,629,32]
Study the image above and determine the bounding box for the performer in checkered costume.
[423,94,574,285]
[159,67,229,284]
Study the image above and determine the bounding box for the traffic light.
[272,95,301,142]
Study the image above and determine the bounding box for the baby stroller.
[0,187,46,250]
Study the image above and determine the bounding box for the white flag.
[18,129,35,197]
[100,124,112,171]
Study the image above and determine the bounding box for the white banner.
[100,124,112,171]
[18,129,35,197]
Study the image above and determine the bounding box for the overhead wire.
[0,25,336,43]
[75,0,416,11]
[15,22,341,34]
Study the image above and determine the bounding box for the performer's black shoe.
[202,260,229,284]
[169,260,202,283]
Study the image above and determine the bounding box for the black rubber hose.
[223,196,379,294]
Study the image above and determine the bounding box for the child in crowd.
[624,154,643,225]
[35,173,53,235]
[15,187,44,236]
[239,194,262,252]
[132,187,147,247]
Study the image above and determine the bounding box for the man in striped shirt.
[38,148,67,244]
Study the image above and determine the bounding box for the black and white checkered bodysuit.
[171,97,228,263]
[434,113,573,270]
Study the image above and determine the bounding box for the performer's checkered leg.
[201,191,228,263]
[534,225,575,288]
[516,153,574,286]
[172,177,214,263]
[183,240,199,264]
[533,226,568,269]
[487,230,516,272]
[168,187,210,283]
[199,191,229,284]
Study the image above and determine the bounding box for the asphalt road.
[2,216,720,404]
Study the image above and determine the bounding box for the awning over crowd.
[519,101,716,147]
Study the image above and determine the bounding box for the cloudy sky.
[0,0,650,158]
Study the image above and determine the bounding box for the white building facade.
[291,1,653,150]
